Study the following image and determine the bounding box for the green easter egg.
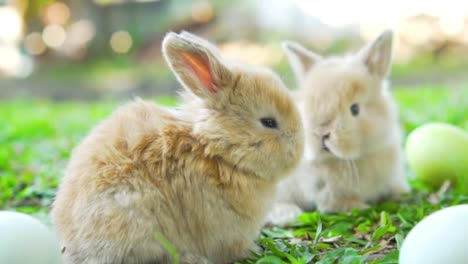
[405,123,468,188]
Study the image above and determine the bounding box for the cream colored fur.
[269,30,410,225]
[51,32,304,263]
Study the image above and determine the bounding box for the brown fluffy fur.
[269,30,409,224]
[51,32,304,263]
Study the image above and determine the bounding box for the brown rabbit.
[51,32,304,264]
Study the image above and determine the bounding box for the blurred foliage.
[394,86,468,133]
[34,56,172,82]
[6,0,468,99]
[23,0,54,19]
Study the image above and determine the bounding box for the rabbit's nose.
[322,133,330,141]
[321,133,330,151]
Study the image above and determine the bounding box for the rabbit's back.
[52,100,183,262]
[52,100,273,263]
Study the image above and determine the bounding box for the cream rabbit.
[270,30,410,222]
[51,32,304,264]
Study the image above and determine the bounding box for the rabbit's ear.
[357,30,393,78]
[282,41,321,84]
[163,32,232,99]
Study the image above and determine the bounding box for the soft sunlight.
[291,0,468,28]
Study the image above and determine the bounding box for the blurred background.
[1,0,468,100]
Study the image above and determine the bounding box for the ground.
[0,86,467,264]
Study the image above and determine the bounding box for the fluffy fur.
[51,32,304,263]
[269,30,410,224]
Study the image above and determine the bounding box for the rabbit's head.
[283,30,398,161]
[163,32,304,180]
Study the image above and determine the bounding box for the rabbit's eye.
[260,117,278,129]
[350,103,359,116]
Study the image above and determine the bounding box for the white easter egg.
[0,211,62,264]
[399,205,468,264]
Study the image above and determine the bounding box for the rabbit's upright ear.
[163,32,233,99]
[357,30,393,78]
[282,41,321,85]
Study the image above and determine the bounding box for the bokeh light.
[94,0,114,6]
[61,20,96,59]
[42,24,67,49]
[68,20,96,46]
[220,41,282,66]
[94,0,160,4]
[439,16,465,36]
[0,45,33,78]
[110,31,132,54]
[191,1,214,23]
[25,32,47,55]
[0,6,23,43]
[44,2,71,25]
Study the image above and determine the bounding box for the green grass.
[0,87,467,263]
